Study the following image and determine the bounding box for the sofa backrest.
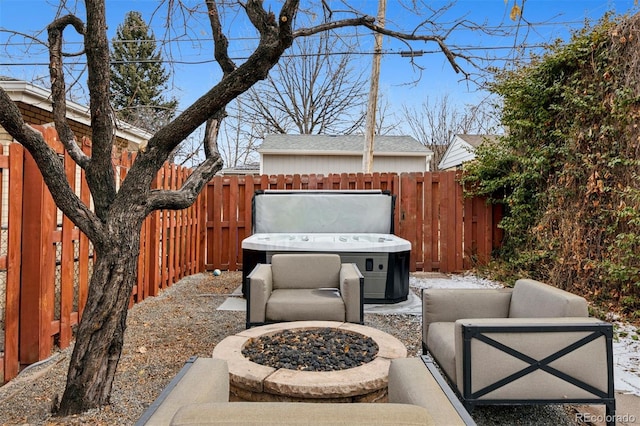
[271,253,341,289]
[509,279,589,318]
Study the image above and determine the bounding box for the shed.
[259,134,433,175]
[438,134,497,170]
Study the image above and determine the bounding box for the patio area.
[0,271,637,425]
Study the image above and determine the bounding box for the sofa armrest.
[388,358,472,425]
[137,357,229,426]
[422,288,512,346]
[340,263,364,324]
[453,317,614,405]
[246,264,273,327]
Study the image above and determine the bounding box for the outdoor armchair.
[245,253,364,328]
[422,278,616,426]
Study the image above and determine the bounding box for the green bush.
[463,13,640,315]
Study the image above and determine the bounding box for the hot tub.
[241,190,411,303]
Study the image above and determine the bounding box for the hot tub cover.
[252,190,394,234]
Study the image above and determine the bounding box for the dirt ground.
[0,271,580,425]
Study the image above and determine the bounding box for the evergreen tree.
[110,11,177,132]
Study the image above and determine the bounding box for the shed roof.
[259,134,432,156]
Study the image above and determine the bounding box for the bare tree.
[401,94,501,169]
[360,94,401,136]
[0,0,506,415]
[218,96,262,167]
[239,31,368,136]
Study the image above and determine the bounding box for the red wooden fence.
[0,127,203,383]
[1,129,501,385]
[204,172,502,273]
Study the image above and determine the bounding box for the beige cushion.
[509,279,588,318]
[425,322,457,382]
[339,263,363,323]
[388,358,466,426]
[170,402,434,425]
[144,358,229,425]
[247,264,273,323]
[271,254,341,289]
[266,288,346,322]
[422,288,512,344]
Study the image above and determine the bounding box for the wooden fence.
[1,128,502,385]
[0,126,203,383]
[204,172,502,273]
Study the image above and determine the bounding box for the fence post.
[4,143,25,382]
[198,181,206,272]
[19,130,58,363]
[147,170,161,296]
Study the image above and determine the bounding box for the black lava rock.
[241,328,379,371]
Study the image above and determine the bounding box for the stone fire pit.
[212,321,407,403]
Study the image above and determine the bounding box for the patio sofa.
[422,278,616,425]
[136,357,474,426]
[245,253,364,328]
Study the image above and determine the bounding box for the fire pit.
[242,328,379,371]
[212,321,407,403]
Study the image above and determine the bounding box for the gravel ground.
[0,271,580,425]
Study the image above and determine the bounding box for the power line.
[0,18,595,49]
[0,43,551,67]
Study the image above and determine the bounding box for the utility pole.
[362,0,386,173]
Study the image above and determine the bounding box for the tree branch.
[293,14,471,78]
[206,1,236,74]
[364,21,468,76]
[292,16,375,38]
[84,0,118,221]
[130,0,302,207]
[147,154,223,211]
[0,87,104,243]
[47,15,91,169]
[130,0,300,165]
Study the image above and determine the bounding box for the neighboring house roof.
[438,134,497,170]
[455,134,490,149]
[219,162,260,175]
[0,78,152,148]
[259,134,433,157]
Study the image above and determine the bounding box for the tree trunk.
[56,213,144,415]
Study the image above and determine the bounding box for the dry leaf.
[510,4,521,21]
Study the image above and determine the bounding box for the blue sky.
[1,0,639,119]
